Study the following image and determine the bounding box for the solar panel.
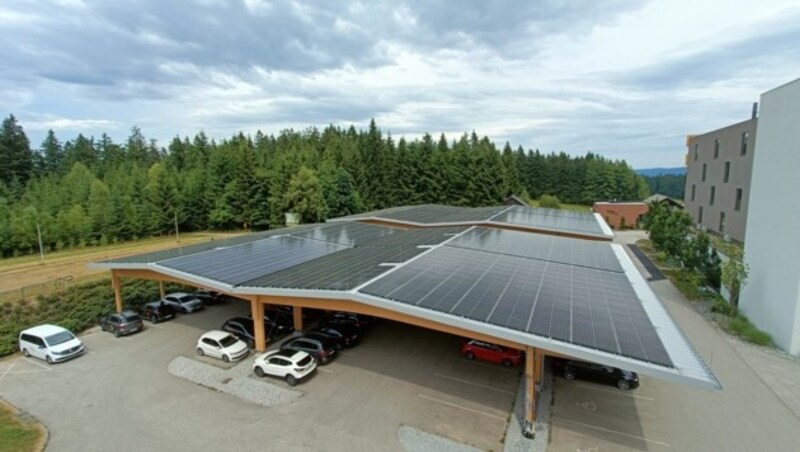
[379,205,509,224]
[360,246,672,366]
[289,222,395,246]
[446,227,622,272]
[491,206,605,235]
[158,235,349,286]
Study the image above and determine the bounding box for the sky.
[2,0,799,169]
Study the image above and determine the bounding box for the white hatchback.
[253,349,317,386]
[196,331,249,363]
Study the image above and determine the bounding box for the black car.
[254,310,294,334]
[320,312,374,330]
[100,310,143,337]
[141,301,176,324]
[221,317,272,349]
[313,324,360,348]
[280,335,338,364]
[193,290,227,306]
[553,359,639,390]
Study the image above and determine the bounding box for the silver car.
[162,292,204,313]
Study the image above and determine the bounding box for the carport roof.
[92,217,719,391]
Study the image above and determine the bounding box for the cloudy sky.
[2,0,799,168]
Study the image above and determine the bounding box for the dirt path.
[0,232,245,294]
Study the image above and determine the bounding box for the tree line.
[0,114,649,257]
[643,173,685,199]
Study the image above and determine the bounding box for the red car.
[461,339,522,367]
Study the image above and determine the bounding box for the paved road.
[548,276,800,451]
[0,302,516,451]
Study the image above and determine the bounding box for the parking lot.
[0,299,519,451]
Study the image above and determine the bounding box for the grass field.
[527,200,592,212]
[0,399,46,452]
[0,232,246,299]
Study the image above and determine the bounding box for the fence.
[0,273,106,303]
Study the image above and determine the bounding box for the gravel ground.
[503,363,551,452]
[167,356,301,407]
[397,425,482,452]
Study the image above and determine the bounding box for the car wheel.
[254,366,265,378]
[222,354,230,363]
[465,351,476,360]
[22,348,30,357]
[46,355,53,365]
[196,347,205,357]
[150,315,158,324]
[563,368,576,380]
[285,374,297,386]
[617,379,631,390]
[114,327,121,338]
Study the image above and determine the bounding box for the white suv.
[19,324,85,364]
[253,349,317,386]
[196,331,249,363]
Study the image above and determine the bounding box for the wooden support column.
[293,306,303,332]
[524,346,536,438]
[252,297,266,352]
[159,280,165,299]
[111,270,123,313]
[533,347,543,386]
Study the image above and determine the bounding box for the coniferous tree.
[0,114,33,186]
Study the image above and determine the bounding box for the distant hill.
[635,167,686,177]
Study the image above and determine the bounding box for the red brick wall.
[592,203,649,229]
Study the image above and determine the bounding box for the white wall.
[741,78,800,355]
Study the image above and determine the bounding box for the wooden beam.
[159,280,165,299]
[258,295,526,350]
[534,347,543,386]
[525,346,536,436]
[111,270,123,313]
[112,268,256,303]
[252,297,266,352]
[293,306,303,332]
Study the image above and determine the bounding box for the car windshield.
[218,335,238,347]
[178,295,196,303]
[45,331,75,346]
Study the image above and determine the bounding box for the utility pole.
[36,224,45,262]
[174,211,180,243]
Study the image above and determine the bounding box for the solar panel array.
[377,205,509,224]
[158,235,349,286]
[447,227,622,272]
[491,206,605,235]
[361,239,672,366]
[289,222,395,246]
[103,225,321,264]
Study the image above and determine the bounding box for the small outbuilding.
[592,201,649,229]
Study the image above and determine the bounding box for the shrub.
[539,194,561,209]
[711,298,736,316]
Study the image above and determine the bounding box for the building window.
[735,188,743,211]
[698,206,704,224]
[723,161,730,183]
[710,186,716,205]
[694,143,699,161]
[741,132,749,155]
[691,184,696,202]
[702,164,707,182]
[719,212,726,233]
[714,139,720,159]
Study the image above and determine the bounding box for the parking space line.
[558,418,671,447]
[417,394,507,421]
[0,359,15,383]
[574,383,655,401]
[23,358,52,371]
[433,373,515,395]
[316,367,334,374]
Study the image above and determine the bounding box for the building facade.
[684,116,757,243]
[740,78,800,355]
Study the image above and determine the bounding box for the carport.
[91,204,720,438]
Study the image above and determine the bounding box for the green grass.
[725,315,774,346]
[527,200,591,212]
[0,401,43,452]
